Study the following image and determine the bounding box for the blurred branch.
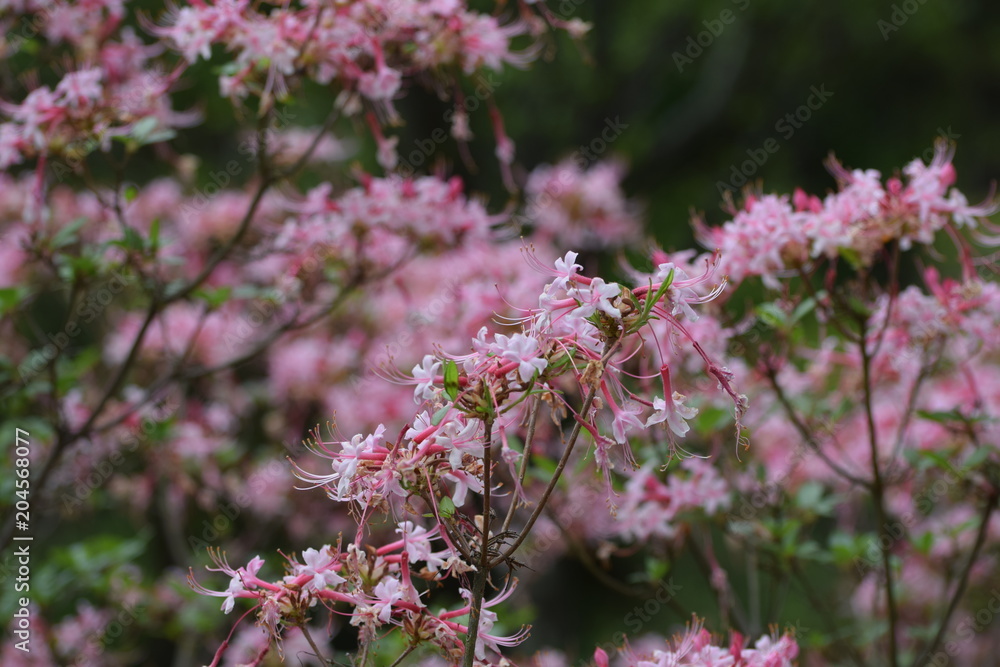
[912,484,999,667]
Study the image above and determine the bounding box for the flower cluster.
[0,35,192,171]
[611,621,799,667]
[615,459,731,542]
[191,247,741,664]
[697,142,997,287]
[190,535,525,663]
[151,0,537,104]
[524,159,643,250]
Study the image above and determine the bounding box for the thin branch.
[501,396,540,536]
[858,326,899,667]
[685,529,747,633]
[463,416,494,667]
[554,514,690,619]
[788,560,868,667]
[763,361,872,488]
[490,341,622,569]
[795,266,859,343]
[912,486,998,667]
[299,624,330,666]
[884,351,939,481]
[387,645,416,667]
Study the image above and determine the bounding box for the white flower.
[411,354,442,402]
[298,546,345,590]
[646,391,699,438]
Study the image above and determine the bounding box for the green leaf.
[120,118,176,149]
[438,496,456,520]
[130,117,158,141]
[61,253,100,280]
[629,271,674,334]
[964,446,992,469]
[476,382,495,419]
[529,454,557,479]
[755,302,787,329]
[123,226,144,252]
[444,360,459,401]
[193,286,233,309]
[916,409,963,424]
[0,287,25,315]
[913,530,934,555]
[796,481,823,508]
[431,403,451,426]
[791,295,820,324]
[828,531,863,565]
[904,447,954,473]
[838,246,864,270]
[51,217,87,248]
[149,218,161,253]
[142,129,177,144]
[846,295,872,318]
[124,185,139,202]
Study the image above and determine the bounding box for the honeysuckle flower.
[442,468,483,507]
[393,522,448,572]
[456,582,531,660]
[525,159,642,249]
[412,354,442,402]
[434,417,484,469]
[601,383,644,445]
[651,253,727,322]
[370,577,405,623]
[495,332,547,383]
[646,392,699,438]
[221,576,245,614]
[295,546,345,591]
[54,68,104,110]
[552,250,584,291]
[292,425,388,501]
[192,552,267,614]
[570,277,623,319]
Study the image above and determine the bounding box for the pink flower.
[570,277,622,319]
[295,546,346,591]
[552,251,583,291]
[412,354,442,402]
[495,332,547,382]
[359,66,402,101]
[54,68,104,111]
[370,577,404,623]
[0,124,23,171]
